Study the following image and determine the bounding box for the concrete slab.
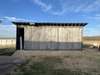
[13,50,83,58]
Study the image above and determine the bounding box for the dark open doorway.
[16,27,24,50]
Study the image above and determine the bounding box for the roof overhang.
[12,22,87,26]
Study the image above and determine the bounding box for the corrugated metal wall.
[24,26,83,50]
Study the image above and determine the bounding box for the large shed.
[12,22,87,50]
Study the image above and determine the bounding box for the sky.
[0,0,100,37]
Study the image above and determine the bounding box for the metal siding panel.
[39,27,48,49]
[24,26,33,49]
[48,27,58,49]
[24,26,82,50]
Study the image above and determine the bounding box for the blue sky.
[0,0,100,37]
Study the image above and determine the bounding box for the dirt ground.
[10,48,100,75]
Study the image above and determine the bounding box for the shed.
[12,22,87,50]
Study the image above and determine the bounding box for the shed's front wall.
[24,26,83,50]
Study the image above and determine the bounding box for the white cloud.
[75,0,100,13]
[85,14,100,20]
[32,0,67,15]
[94,14,100,19]
[32,0,52,11]
[32,0,100,15]
[50,10,65,15]
[4,16,17,21]
[83,0,100,12]
[3,16,31,22]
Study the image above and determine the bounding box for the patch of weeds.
[42,56,62,64]
[0,48,15,56]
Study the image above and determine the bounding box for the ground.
[7,48,100,75]
[0,48,100,75]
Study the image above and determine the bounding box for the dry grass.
[0,48,16,56]
[9,49,100,75]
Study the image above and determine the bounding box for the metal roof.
[12,22,87,26]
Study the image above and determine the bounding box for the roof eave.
[12,22,88,26]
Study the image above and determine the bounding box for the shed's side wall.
[24,26,83,50]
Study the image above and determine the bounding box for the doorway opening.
[16,27,24,50]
